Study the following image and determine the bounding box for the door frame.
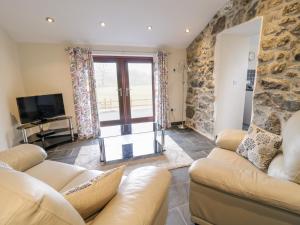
[93,56,155,126]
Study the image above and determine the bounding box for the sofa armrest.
[91,166,171,225]
[189,158,300,215]
[215,129,246,151]
[0,144,47,171]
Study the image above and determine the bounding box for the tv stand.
[36,129,55,138]
[17,116,75,150]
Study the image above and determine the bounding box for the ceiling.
[0,0,227,48]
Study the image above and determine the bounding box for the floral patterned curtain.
[154,51,170,129]
[66,47,100,139]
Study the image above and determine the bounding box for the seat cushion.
[26,160,86,191]
[268,153,289,180]
[189,157,300,215]
[0,168,85,225]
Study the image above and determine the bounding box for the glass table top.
[99,122,164,164]
[100,122,161,138]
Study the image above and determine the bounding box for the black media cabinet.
[17,116,75,150]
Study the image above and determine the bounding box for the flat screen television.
[17,94,65,124]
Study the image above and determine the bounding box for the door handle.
[125,88,131,97]
[118,88,123,97]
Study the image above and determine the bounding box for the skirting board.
[170,121,185,126]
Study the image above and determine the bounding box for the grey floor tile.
[185,150,209,160]
[166,208,187,225]
[168,182,189,209]
[178,203,193,225]
[170,167,190,185]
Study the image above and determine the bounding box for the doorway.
[93,56,154,126]
[214,18,262,136]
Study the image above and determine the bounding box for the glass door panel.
[127,63,153,119]
[94,62,121,122]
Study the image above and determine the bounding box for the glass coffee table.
[98,122,165,164]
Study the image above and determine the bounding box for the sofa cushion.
[26,160,86,191]
[216,129,246,151]
[0,167,85,225]
[268,153,289,180]
[91,166,171,225]
[63,166,125,219]
[236,124,282,170]
[282,110,300,184]
[189,157,300,215]
[0,144,47,171]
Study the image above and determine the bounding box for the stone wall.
[186,0,300,138]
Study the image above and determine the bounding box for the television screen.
[17,94,65,124]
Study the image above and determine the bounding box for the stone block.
[186,106,195,119]
[282,2,300,16]
[276,35,291,47]
[258,53,274,63]
[265,112,281,135]
[268,0,283,8]
[260,78,289,90]
[286,72,298,78]
[257,64,269,75]
[279,17,296,26]
[271,62,286,74]
[253,92,273,107]
[262,38,276,50]
[291,23,300,36]
[272,94,300,112]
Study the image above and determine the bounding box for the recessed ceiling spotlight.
[147,26,152,30]
[100,22,106,27]
[46,17,55,23]
[185,28,190,33]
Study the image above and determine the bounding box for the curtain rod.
[92,49,171,56]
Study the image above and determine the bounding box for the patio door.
[93,56,154,126]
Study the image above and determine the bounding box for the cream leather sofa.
[189,112,300,225]
[0,144,171,225]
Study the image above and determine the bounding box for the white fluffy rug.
[74,135,194,173]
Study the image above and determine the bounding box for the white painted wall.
[18,43,186,131]
[243,91,253,125]
[214,34,250,136]
[18,43,75,132]
[243,34,259,126]
[0,28,25,150]
[247,35,260,70]
[167,48,187,123]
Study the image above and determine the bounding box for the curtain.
[154,51,170,129]
[66,47,100,139]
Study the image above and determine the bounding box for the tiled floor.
[165,128,215,225]
[47,126,215,225]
